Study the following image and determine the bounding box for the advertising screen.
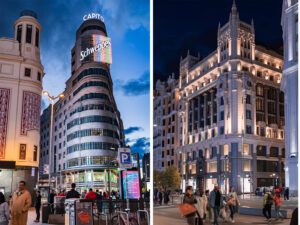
[122,170,140,199]
[80,35,112,64]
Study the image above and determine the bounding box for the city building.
[281,0,298,196]
[0,10,43,196]
[142,152,150,182]
[176,1,285,194]
[153,74,179,171]
[39,16,125,192]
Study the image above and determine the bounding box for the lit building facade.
[39,17,124,192]
[153,75,179,171]
[0,10,43,196]
[281,0,298,196]
[177,2,285,194]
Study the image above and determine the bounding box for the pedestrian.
[10,181,32,225]
[85,189,97,200]
[81,190,87,199]
[262,188,273,224]
[284,187,289,200]
[195,190,206,224]
[0,192,10,225]
[227,187,239,223]
[205,190,213,223]
[66,183,80,199]
[158,190,163,205]
[183,186,197,225]
[96,191,103,213]
[164,190,170,205]
[48,189,55,213]
[274,189,283,220]
[209,185,222,225]
[154,188,158,204]
[34,191,41,222]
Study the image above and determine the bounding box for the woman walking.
[274,189,283,220]
[227,187,239,223]
[0,192,10,225]
[183,186,198,225]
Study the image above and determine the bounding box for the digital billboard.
[122,170,140,199]
[80,34,112,64]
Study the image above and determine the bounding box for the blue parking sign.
[120,152,131,164]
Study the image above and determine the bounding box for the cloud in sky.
[116,71,150,96]
[127,137,150,157]
[124,126,143,135]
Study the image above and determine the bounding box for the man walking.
[34,191,41,222]
[66,183,80,199]
[263,188,273,224]
[10,181,32,225]
[209,185,222,225]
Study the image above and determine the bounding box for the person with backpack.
[263,188,273,223]
[227,187,239,223]
[274,189,283,220]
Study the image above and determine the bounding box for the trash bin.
[42,203,50,223]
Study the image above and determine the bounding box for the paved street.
[154,206,292,225]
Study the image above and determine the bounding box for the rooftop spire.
[231,0,237,14]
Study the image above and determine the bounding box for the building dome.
[20,10,38,19]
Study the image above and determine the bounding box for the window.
[256,99,264,112]
[26,25,32,43]
[33,145,38,161]
[257,145,267,156]
[37,72,41,81]
[256,85,264,96]
[19,144,26,160]
[162,151,164,158]
[220,111,224,121]
[220,97,224,106]
[223,145,229,156]
[162,162,164,167]
[246,125,252,134]
[246,95,251,104]
[35,28,39,47]
[17,25,22,43]
[24,68,31,77]
[260,127,265,137]
[270,147,279,157]
[220,126,224,135]
[246,110,252,120]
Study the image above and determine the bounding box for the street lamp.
[43,90,64,190]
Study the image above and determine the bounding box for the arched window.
[256,84,264,96]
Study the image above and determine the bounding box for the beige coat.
[195,195,208,218]
[10,190,32,225]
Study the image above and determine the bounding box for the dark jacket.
[183,194,197,217]
[48,193,55,204]
[66,189,80,199]
[35,195,41,208]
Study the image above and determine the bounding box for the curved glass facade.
[67,128,119,141]
[67,142,118,154]
[67,115,118,129]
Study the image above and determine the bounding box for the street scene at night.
[0,0,150,224]
[154,0,298,224]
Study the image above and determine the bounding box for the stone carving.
[0,88,10,159]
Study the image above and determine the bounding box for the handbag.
[178,203,197,217]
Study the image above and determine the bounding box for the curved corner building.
[48,18,124,192]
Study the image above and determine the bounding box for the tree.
[154,170,163,187]
[160,166,181,189]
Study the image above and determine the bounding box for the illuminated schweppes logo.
[80,35,112,64]
[83,13,104,22]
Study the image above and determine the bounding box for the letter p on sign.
[120,152,131,164]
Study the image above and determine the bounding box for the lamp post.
[43,91,64,191]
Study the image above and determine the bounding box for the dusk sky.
[154,0,283,82]
[0,0,150,156]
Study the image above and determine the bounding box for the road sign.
[118,148,132,169]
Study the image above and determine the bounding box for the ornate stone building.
[0,10,43,196]
[153,75,179,171]
[176,2,285,193]
[281,0,298,196]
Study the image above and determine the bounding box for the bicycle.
[111,209,139,225]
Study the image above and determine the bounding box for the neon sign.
[83,13,104,22]
[80,35,112,64]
